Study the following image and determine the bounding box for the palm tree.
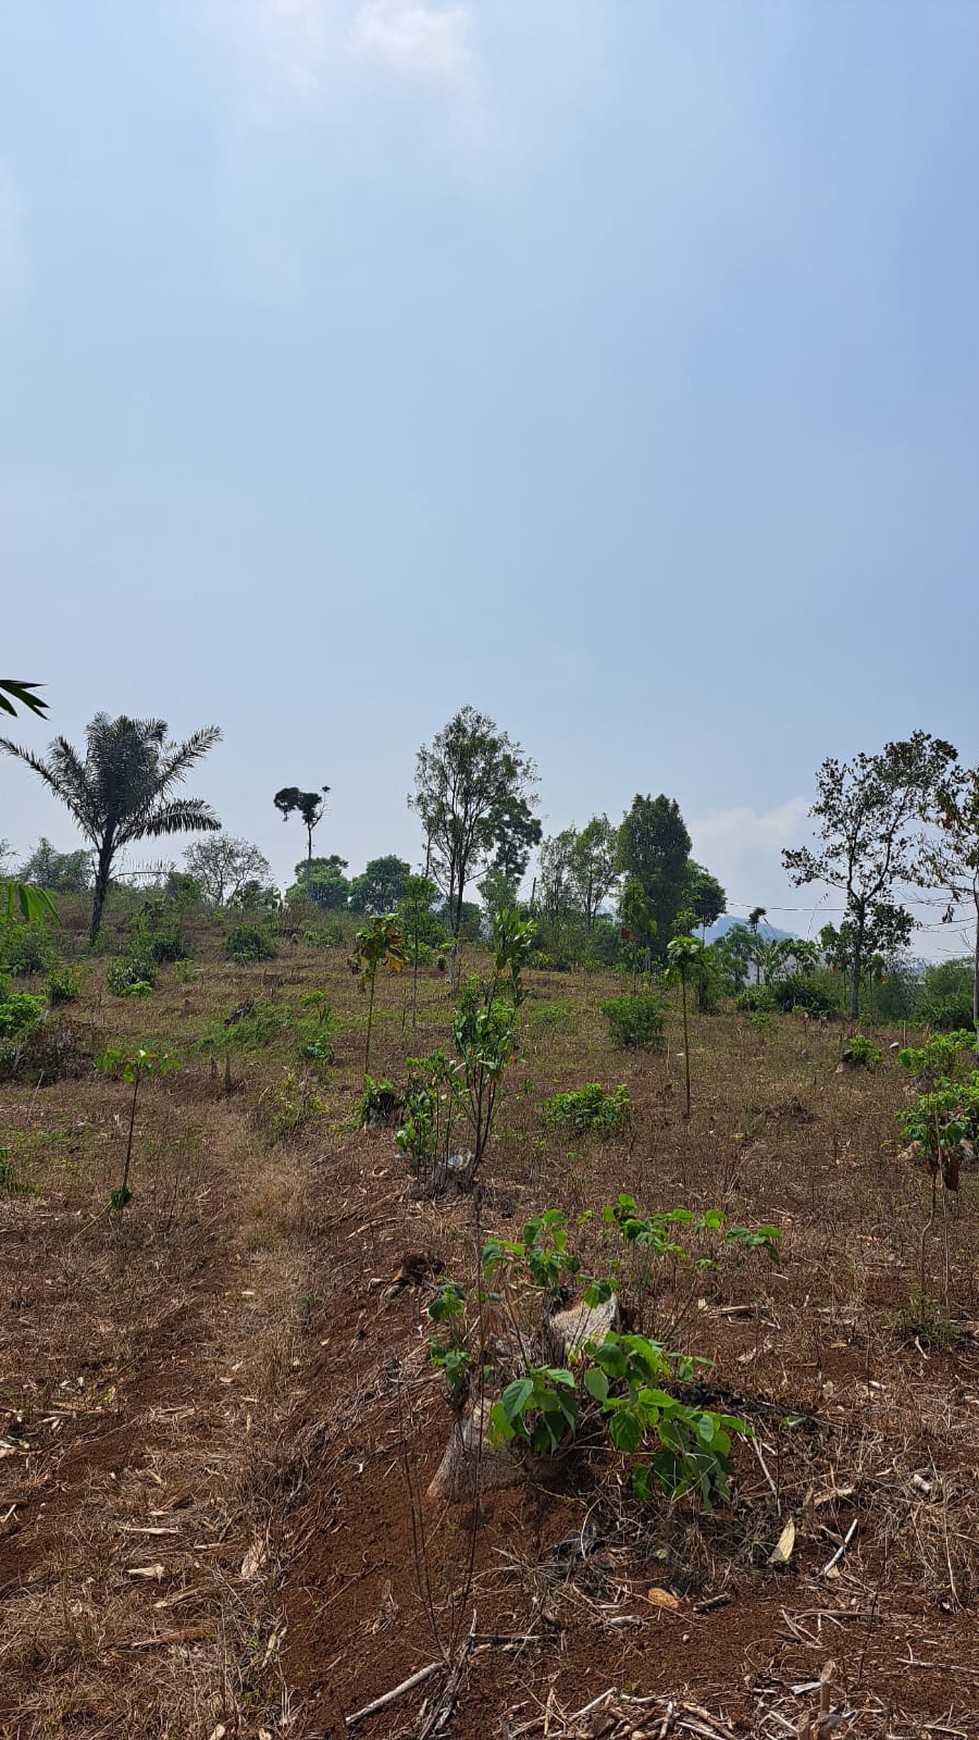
[0,713,222,942]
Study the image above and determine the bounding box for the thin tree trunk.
[973,891,979,1049]
[680,974,691,1118]
[850,930,863,1021]
[90,839,114,944]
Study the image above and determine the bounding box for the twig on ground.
[344,1661,442,1729]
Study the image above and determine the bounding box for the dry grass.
[1,925,978,1735]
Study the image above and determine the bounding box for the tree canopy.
[409,705,537,970]
[783,731,957,1017]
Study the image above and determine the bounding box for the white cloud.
[192,0,476,116]
[348,0,473,84]
[688,797,819,930]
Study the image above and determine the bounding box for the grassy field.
[1,918,978,1739]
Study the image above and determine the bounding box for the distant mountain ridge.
[704,914,798,945]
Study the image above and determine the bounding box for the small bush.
[842,1034,881,1069]
[106,955,158,997]
[543,1083,631,1137]
[46,966,81,1006]
[226,923,277,964]
[0,988,46,1041]
[0,922,59,977]
[0,986,47,1078]
[600,991,667,1050]
[145,926,191,965]
[736,985,776,1013]
[769,974,839,1017]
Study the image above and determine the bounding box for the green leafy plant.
[899,1030,975,1086]
[225,922,277,964]
[95,1045,177,1211]
[106,954,158,997]
[543,1083,631,1138]
[599,990,668,1050]
[842,1034,882,1069]
[395,1051,462,1183]
[585,1331,748,1507]
[489,1367,578,1456]
[666,935,705,1116]
[0,920,59,977]
[897,1074,979,1200]
[46,965,81,1006]
[350,913,407,1075]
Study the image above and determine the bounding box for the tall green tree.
[488,793,542,884]
[347,855,411,915]
[274,786,329,890]
[684,861,726,935]
[409,706,537,979]
[783,732,957,1019]
[0,713,221,943]
[286,856,350,911]
[18,837,93,893]
[921,761,979,1034]
[617,795,692,962]
[569,815,620,929]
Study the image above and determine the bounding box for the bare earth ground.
[2,928,978,1739]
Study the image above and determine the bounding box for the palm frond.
[0,680,47,719]
[151,727,223,801]
[0,736,98,840]
[127,798,222,843]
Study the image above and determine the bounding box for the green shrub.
[769,974,839,1017]
[899,1030,975,1085]
[0,922,59,976]
[0,986,47,1078]
[145,926,191,965]
[543,1083,631,1137]
[226,923,277,964]
[842,1034,882,1069]
[106,955,158,996]
[920,960,974,1031]
[599,991,668,1049]
[46,966,81,1006]
[0,988,46,1041]
[736,985,776,1013]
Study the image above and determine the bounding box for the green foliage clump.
[842,1034,882,1069]
[543,1082,631,1138]
[599,990,667,1049]
[107,955,158,997]
[430,1205,768,1508]
[255,1068,325,1143]
[0,985,46,1042]
[225,922,277,964]
[768,974,839,1016]
[736,984,776,1013]
[899,1030,975,1086]
[46,966,81,1006]
[919,960,974,1031]
[0,922,59,977]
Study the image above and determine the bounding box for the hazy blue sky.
[2,2,977,951]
